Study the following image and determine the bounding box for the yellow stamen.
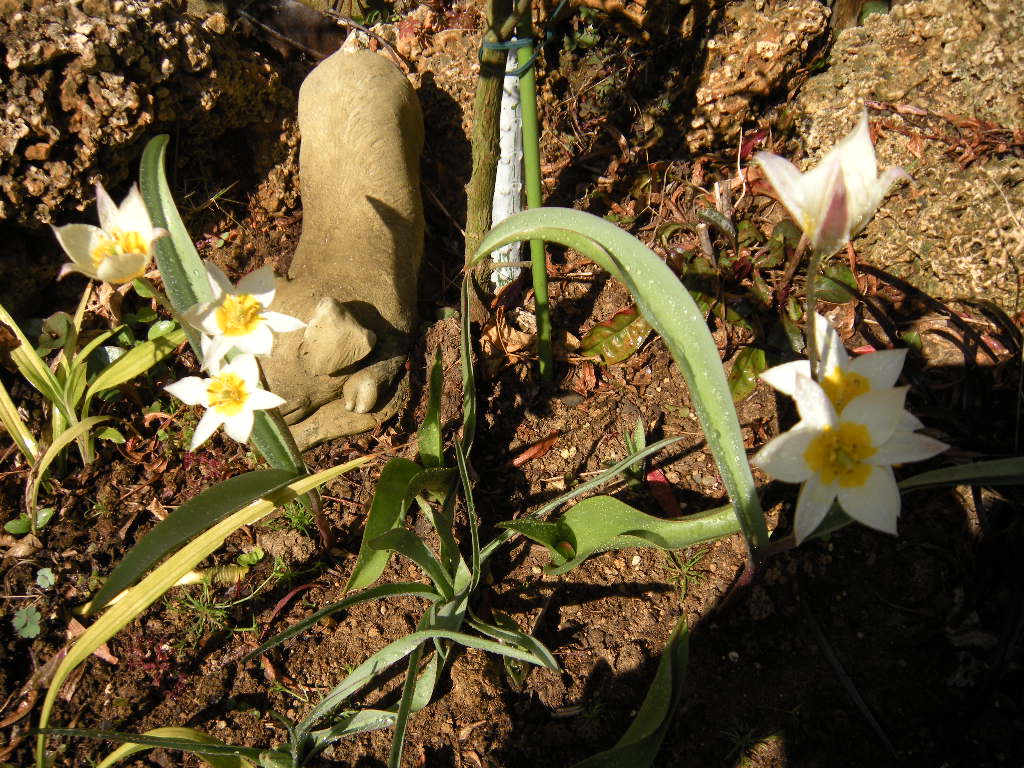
[821,367,870,413]
[804,422,875,487]
[215,294,263,337]
[89,229,148,269]
[206,372,248,417]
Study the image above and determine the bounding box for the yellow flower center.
[821,367,870,413]
[206,372,248,417]
[89,229,148,269]
[804,422,876,487]
[215,294,263,337]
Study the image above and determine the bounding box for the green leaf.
[86,327,185,403]
[27,416,110,524]
[571,618,689,767]
[474,209,768,554]
[0,376,37,462]
[94,426,126,444]
[13,606,42,638]
[814,263,857,303]
[344,458,424,593]
[88,469,298,615]
[38,728,261,767]
[370,529,454,599]
[898,457,1024,492]
[418,349,444,468]
[236,547,265,567]
[0,301,70,422]
[37,460,369,768]
[727,346,767,403]
[35,568,56,589]
[501,496,739,575]
[580,306,654,365]
[147,319,178,340]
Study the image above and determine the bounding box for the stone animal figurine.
[260,49,423,450]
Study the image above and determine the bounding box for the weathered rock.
[790,0,1024,311]
[0,0,298,228]
[260,49,423,450]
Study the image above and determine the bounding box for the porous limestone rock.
[260,49,423,450]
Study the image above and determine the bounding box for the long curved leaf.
[502,495,739,575]
[473,209,768,554]
[89,469,298,615]
[37,458,369,768]
[27,416,110,524]
[85,326,186,401]
[370,529,454,599]
[39,727,261,766]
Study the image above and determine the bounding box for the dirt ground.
[1,1,1022,766]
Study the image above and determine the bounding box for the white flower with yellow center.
[754,375,948,543]
[756,111,909,257]
[761,313,921,429]
[182,263,305,371]
[164,354,285,450]
[53,183,167,284]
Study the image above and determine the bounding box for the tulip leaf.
[370,529,454,599]
[501,495,739,575]
[38,727,261,766]
[581,306,654,365]
[27,416,110,526]
[898,457,1024,491]
[85,327,186,404]
[418,349,444,468]
[0,376,37,462]
[473,208,769,554]
[727,346,767,402]
[88,468,299,616]
[570,617,689,768]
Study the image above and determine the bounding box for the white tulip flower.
[754,375,948,543]
[164,354,285,450]
[182,263,305,371]
[761,313,920,428]
[53,183,167,284]
[756,111,909,257]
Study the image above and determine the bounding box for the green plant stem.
[516,19,551,382]
[806,248,822,380]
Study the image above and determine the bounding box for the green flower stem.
[805,247,822,380]
[516,19,552,382]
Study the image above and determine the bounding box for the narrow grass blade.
[454,440,481,592]
[418,349,444,468]
[243,582,440,663]
[38,727,262,766]
[0,376,37,462]
[0,300,69,421]
[502,496,738,575]
[473,209,769,555]
[466,615,558,671]
[344,458,424,592]
[27,415,110,523]
[36,459,369,768]
[85,327,186,400]
[571,617,689,767]
[898,457,1024,491]
[88,469,298,615]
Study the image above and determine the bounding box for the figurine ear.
[299,298,377,376]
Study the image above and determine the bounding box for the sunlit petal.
[191,409,224,450]
[756,152,812,224]
[96,251,150,284]
[52,224,103,275]
[849,348,906,390]
[204,262,234,297]
[838,465,900,535]
[842,386,907,446]
[871,430,949,466]
[246,389,286,410]
[164,376,209,406]
[224,353,261,387]
[794,375,837,428]
[814,312,849,379]
[754,425,818,482]
[95,183,119,233]
[222,409,255,443]
[759,360,810,396]
[231,323,274,357]
[117,184,154,239]
[794,474,838,543]
[237,265,276,306]
[262,311,306,333]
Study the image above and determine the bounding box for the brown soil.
[1,1,1022,767]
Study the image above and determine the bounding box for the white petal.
[794,474,838,543]
[201,335,235,372]
[224,354,261,388]
[838,464,900,535]
[222,409,255,443]
[96,250,150,284]
[756,152,813,227]
[871,430,949,465]
[261,311,306,332]
[237,266,277,306]
[849,348,906,390]
[52,224,104,276]
[810,160,851,256]
[165,376,210,406]
[117,184,154,239]
[813,312,849,379]
[95,183,118,232]
[842,386,907,446]
[759,360,811,397]
[850,166,911,237]
[794,375,837,428]
[180,301,219,334]
[246,388,286,410]
[836,112,878,213]
[204,262,234,296]
[230,324,274,357]
[191,408,224,450]
[899,410,924,432]
[754,425,818,482]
